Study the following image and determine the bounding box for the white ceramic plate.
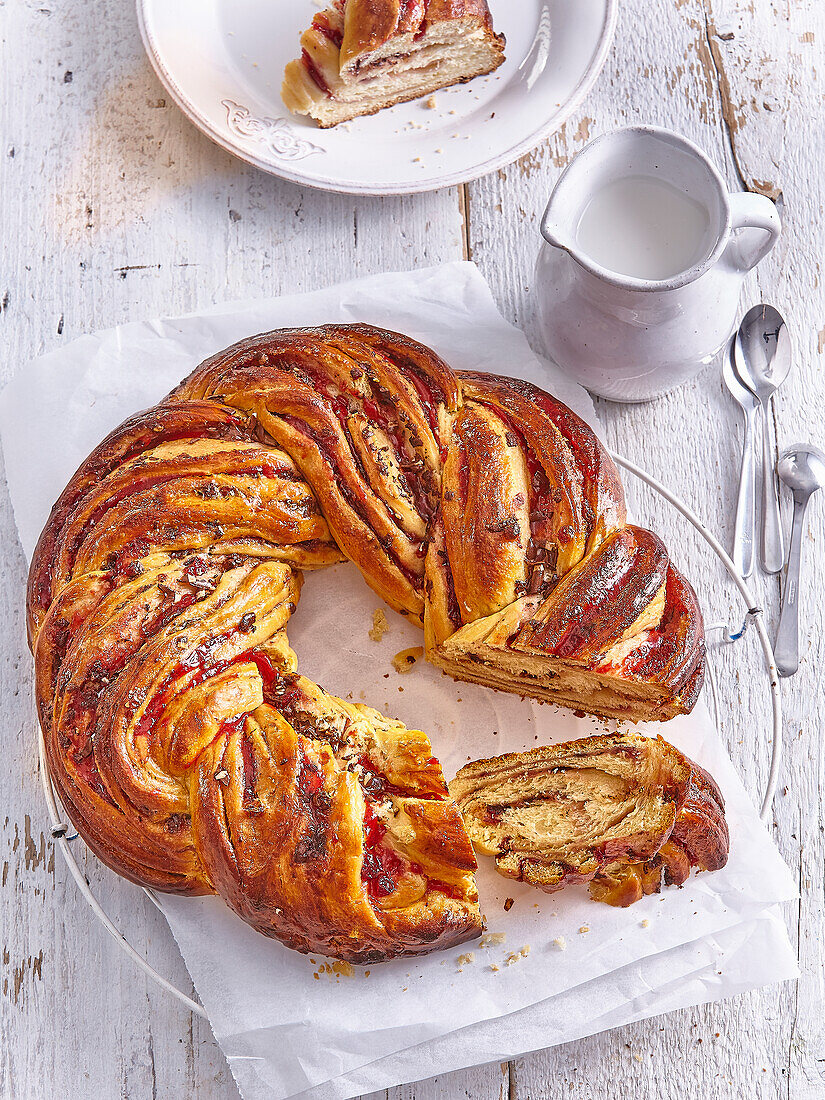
[136,0,617,195]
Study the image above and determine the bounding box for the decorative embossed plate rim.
[136,0,618,195]
[38,455,782,1013]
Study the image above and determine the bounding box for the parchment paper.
[0,263,797,1100]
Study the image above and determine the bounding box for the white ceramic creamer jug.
[534,126,781,401]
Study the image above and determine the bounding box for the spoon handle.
[760,404,785,573]
[733,403,758,578]
[774,492,808,677]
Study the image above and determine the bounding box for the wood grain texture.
[1,0,823,1097]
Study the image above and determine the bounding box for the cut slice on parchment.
[282,0,506,128]
[450,731,729,906]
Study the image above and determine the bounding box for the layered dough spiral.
[28,324,705,961]
[451,733,729,906]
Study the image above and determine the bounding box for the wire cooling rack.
[37,453,782,1019]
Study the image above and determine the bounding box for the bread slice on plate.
[282,0,506,128]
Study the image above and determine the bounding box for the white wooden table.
[2,1,824,1096]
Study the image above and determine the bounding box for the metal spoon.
[723,333,759,578]
[733,305,792,573]
[773,443,825,677]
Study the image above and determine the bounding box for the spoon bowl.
[776,444,825,498]
[733,304,792,400]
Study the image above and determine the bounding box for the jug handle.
[724,192,781,272]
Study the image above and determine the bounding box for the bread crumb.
[457,952,475,966]
[392,646,424,673]
[552,937,567,951]
[425,96,438,108]
[503,897,514,911]
[641,919,650,928]
[490,963,500,972]
[369,608,389,641]
[633,1052,643,1063]
[505,945,530,966]
[479,932,506,948]
[578,925,590,934]
[331,961,354,977]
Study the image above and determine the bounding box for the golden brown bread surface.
[29,323,705,959]
[450,732,729,905]
[282,0,505,127]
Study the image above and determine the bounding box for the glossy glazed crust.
[340,0,501,70]
[450,733,728,903]
[29,323,705,959]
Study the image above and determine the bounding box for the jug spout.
[539,197,575,254]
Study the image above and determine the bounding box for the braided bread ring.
[28,324,704,962]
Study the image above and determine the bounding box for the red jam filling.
[311,13,343,47]
[361,802,411,898]
[301,49,332,96]
[403,369,443,456]
[293,747,333,863]
[73,751,114,805]
[61,585,206,804]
